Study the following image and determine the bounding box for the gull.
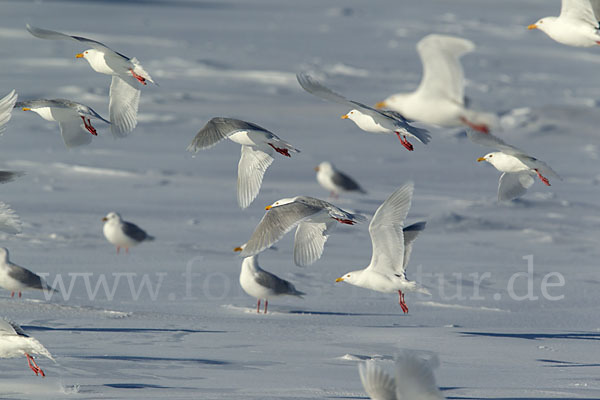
[102,212,154,254]
[0,90,17,134]
[335,183,428,313]
[296,72,430,151]
[468,130,561,201]
[26,24,155,136]
[16,99,110,148]
[528,0,600,47]
[375,34,497,133]
[239,196,365,267]
[359,351,444,400]
[315,161,366,198]
[234,245,305,313]
[0,248,57,298]
[0,318,54,377]
[187,117,300,209]
[0,170,23,235]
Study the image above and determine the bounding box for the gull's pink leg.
[256,299,261,313]
[398,290,409,314]
[129,69,147,85]
[126,247,129,254]
[395,132,414,151]
[264,300,268,314]
[116,246,120,254]
[18,292,21,298]
[459,116,489,134]
[80,116,97,136]
[534,169,551,186]
[26,354,45,377]
[334,217,355,225]
[10,292,14,298]
[267,143,291,157]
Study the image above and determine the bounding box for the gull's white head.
[477,152,503,167]
[265,198,295,210]
[335,271,360,284]
[528,17,555,33]
[75,49,103,64]
[340,109,363,122]
[315,161,334,173]
[102,211,122,223]
[375,94,409,112]
[0,247,8,263]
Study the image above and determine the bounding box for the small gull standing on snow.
[468,130,561,201]
[26,24,155,136]
[0,248,57,298]
[335,183,428,313]
[239,196,365,267]
[0,90,17,134]
[296,72,430,151]
[102,212,154,254]
[359,351,444,400]
[234,245,305,313]
[0,318,54,377]
[315,161,366,198]
[375,34,497,133]
[528,0,600,47]
[187,117,300,209]
[16,99,110,148]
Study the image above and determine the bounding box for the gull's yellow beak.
[314,166,319,172]
[75,53,84,58]
[265,205,272,210]
[477,157,486,162]
[527,24,538,30]
[233,246,243,252]
[335,277,344,282]
[341,114,349,119]
[22,107,30,111]
[374,101,386,109]
[102,217,108,222]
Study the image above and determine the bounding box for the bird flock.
[0,0,594,396]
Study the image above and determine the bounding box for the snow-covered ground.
[1,0,599,398]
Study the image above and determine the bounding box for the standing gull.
[335,183,428,313]
[102,212,154,254]
[16,99,110,148]
[528,0,600,47]
[234,245,305,313]
[0,90,17,134]
[239,196,365,267]
[0,318,54,377]
[375,34,497,133]
[359,351,444,400]
[187,117,300,209]
[468,130,560,201]
[0,248,57,298]
[315,161,366,198]
[26,24,155,136]
[296,72,430,151]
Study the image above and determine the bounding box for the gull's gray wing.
[466,129,525,156]
[109,75,140,137]
[122,221,152,242]
[402,221,426,270]
[187,117,274,152]
[591,0,600,21]
[7,264,44,290]
[331,170,365,193]
[255,269,304,296]
[359,361,397,400]
[71,102,110,124]
[0,171,24,184]
[240,201,324,258]
[293,220,336,267]
[0,319,27,337]
[366,183,414,277]
[513,154,561,180]
[0,201,21,234]
[26,24,129,60]
[497,172,535,202]
[394,352,444,400]
[237,145,274,209]
[58,118,93,148]
[0,90,17,134]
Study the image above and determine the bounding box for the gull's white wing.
[240,201,324,258]
[26,24,128,59]
[466,129,525,155]
[497,172,535,202]
[366,183,414,277]
[394,351,445,400]
[560,0,598,26]
[237,145,274,209]
[402,221,426,270]
[359,361,397,400]
[0,201,21,234]
[187,118,274,152]
[109,75,140,137]
[0,90,17,134]
[293,220,336,267]
[415,34,475,104]
[58,118,93,148]
[590,0,600,20]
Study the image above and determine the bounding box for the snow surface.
[0,0,599,398]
